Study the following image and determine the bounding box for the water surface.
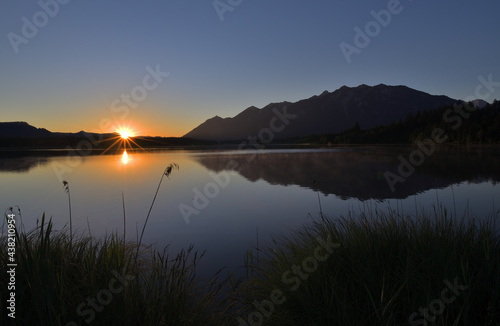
[1,146,499,277]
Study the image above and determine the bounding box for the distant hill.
[0,122,53,138]
[0,121,213,149]
[183,84,457,141]
[0,122,106,140]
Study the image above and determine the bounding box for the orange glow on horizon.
[38,116,191,138]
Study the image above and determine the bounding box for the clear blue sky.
[1,0,499,136]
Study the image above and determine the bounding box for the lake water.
[1,146,499,278]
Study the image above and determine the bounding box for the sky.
[1,0,499,137]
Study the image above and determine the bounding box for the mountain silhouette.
[0,122,53,138]
[183,84,457,141]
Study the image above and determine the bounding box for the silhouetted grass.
[242,206,500,325]
[62,181,72,244]
[0,214,242,325]
[2,207,499,325]
[136,163,179,262]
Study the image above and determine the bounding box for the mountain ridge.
[0,121,108,139]
[0,121,53,138]
[183,84,460,141]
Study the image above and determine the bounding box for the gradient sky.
[1,0,499,137]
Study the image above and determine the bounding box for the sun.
[117,128,134,140]
[99,125,144,156]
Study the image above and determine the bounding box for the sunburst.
[118,128,133,140]
[94,123,168,156]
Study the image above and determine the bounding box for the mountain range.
[183,84,464,141]
[1,84,489,142]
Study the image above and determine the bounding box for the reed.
[62,180,72,243]
[2,206,498,325]
[136,163,179,261]
[242,205,500,325]
[0,214,241,325]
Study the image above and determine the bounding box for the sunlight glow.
[118,128,134,139]
[100,125,147,155]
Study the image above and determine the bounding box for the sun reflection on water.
[121,150,129,165]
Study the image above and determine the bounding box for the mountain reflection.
[194,147,500,200]
[0,150,124,173]
[0,152,50,173]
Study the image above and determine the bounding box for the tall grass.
[0,214,242,325]
[136,163,179,261]
[62,180,72,243]
[2,206,499,325]
[242,206,500,325]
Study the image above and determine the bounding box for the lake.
[1,146,499,278]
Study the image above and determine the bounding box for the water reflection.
[0,149,133,172]
[0,152,50,173]
[194,146,500,200]
[2,147,500,201]
[121,150,129,165]
[1,147,499,279]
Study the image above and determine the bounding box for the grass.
[2,208,498,325]
[0,214,242,325]
[62,181,72,244]
[242,205,500,325]
[136,163,179,262]
[1,165,499,325]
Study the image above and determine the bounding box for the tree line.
[296,100,500,145]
